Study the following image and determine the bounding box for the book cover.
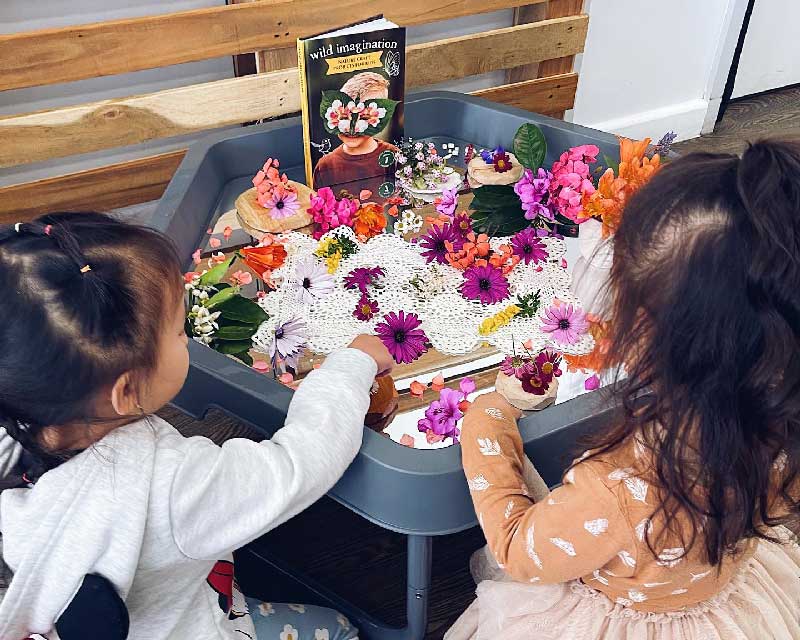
[298,18,405,195]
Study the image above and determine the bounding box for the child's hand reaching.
[348,334,395,376]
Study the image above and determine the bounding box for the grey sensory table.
[153,92,621,640]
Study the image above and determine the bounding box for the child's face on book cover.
[337,86,389,152]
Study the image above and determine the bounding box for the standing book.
[297,17,405,195]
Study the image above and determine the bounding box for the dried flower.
[461,264,510,305]
[353,294,379,321]
[541,303,589,344]
[294,258,334,304]
[511,228,549,264]
[375,310,429,364]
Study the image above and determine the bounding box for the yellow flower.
[478,305,521,335]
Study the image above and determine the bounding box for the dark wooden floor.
[162,84,800,639]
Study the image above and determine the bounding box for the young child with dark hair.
[0,212,393,639]
[449,139,800,639]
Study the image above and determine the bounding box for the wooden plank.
[472,73,578,115]
[0,151,185,222]
[0,71,297,169]
[0,17,587,168]
[506,4,549,84]
[0,0,546,92]
[538,0,584,77]
[406,16,587,87]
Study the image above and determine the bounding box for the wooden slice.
[235,180,314,233]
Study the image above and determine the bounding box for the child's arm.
[462,392,637,584]
[168,346,381,559]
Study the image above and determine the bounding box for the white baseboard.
[576,99,710,143]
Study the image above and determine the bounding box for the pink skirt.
[446,536,800,640]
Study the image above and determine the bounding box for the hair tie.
[43,225,52,236]
[80,265,92,274]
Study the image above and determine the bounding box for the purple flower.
[511,228,549,265]
[461,264,510,305]
[541,304,589,344]
[270,317,307,371]
[480,149,493,163]
[515,168,554,221]
[650,131,677,158]
[344,266,384,293]
[500,354,534,380]
[353,294,379,321]
[534,349,563,382]
[420,223,459,264]
[585,374,600,391]
[417,387,463,441]
[436,188,458,217]
[375,310,429,364]
[452,212,473,240]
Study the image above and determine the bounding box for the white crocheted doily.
[252,226,595,357]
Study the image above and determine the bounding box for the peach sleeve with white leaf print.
[461,394,637,585]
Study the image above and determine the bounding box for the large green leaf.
[199,254,236,286]
[213,339,253,355]
[217,296,269,325]
[214,324,257,341]
[513,123,547,170]
[233,351,254,367]
[205,286,237,309]
[470,207,531,237]
[470,185,521,211]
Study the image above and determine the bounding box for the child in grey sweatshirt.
[0,213,393,639]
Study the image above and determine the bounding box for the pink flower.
[191,249,202,265]
[459,377,476,397]
[541,304,589,344]
[399,434,416,447]
[585,374,600,391]
[435,188,458,217]
[263,188,301,220]
[309,187,358,239]
[209,237,221,249]
[353,294,379,321]
[417,387,463,442]
[549,145,599,223]
[230,270,253,286]
[514,168,554,221]
[375,311,428,364]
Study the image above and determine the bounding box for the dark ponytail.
[585,138,800,565]
[0,213,183,484]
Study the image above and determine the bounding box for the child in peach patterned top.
[448,140,800,640]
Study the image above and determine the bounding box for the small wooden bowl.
[235,180,314,234]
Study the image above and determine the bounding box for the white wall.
[732,1,800,99]
[570,0,745,141]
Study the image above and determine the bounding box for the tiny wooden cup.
[365,375,399,432]
[494,371,558,411]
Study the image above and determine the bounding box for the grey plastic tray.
[153,91,621,537]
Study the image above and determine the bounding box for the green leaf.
[214,324,257,341]
[470,207,531,237]
[470,185,522,211]
[217,296,269,325]
[360,98,399,137]
[234,351,254,367]
[513,123,547,170]
[319,90,354,134]
[213,339,253,355]
[603,153,620,175]
[205,286,237,309]
[199,254,235,286]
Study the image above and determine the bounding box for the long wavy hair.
[587,139,800,565]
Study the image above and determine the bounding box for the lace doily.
[252,226,595,357]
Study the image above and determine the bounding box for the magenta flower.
[541,303,589,344]
[420,223,459,264]
[452,211,473,240]
[514,168,554,221]
[353,294,379,321]
[585,374,600,391]
[310,187,358,239]
[511,228,549,264]
[549,146,598,223]
[461,264,510,305]
[375,310,429,364]
[417,387,463,441]
[500,354,534,380]
[345,266,384,293]
[521,372,548,395]
[435,188,458,217]
[534,349,563,382]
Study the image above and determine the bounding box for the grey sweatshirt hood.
[0,423,156,639]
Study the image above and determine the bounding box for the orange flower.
[584,168,628,237]
[445,232,492,271]
[618,137,661,192]
[487,243,520,275]
[241,244,287,280]
[563,318,611,373]
[352,203,386,240]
